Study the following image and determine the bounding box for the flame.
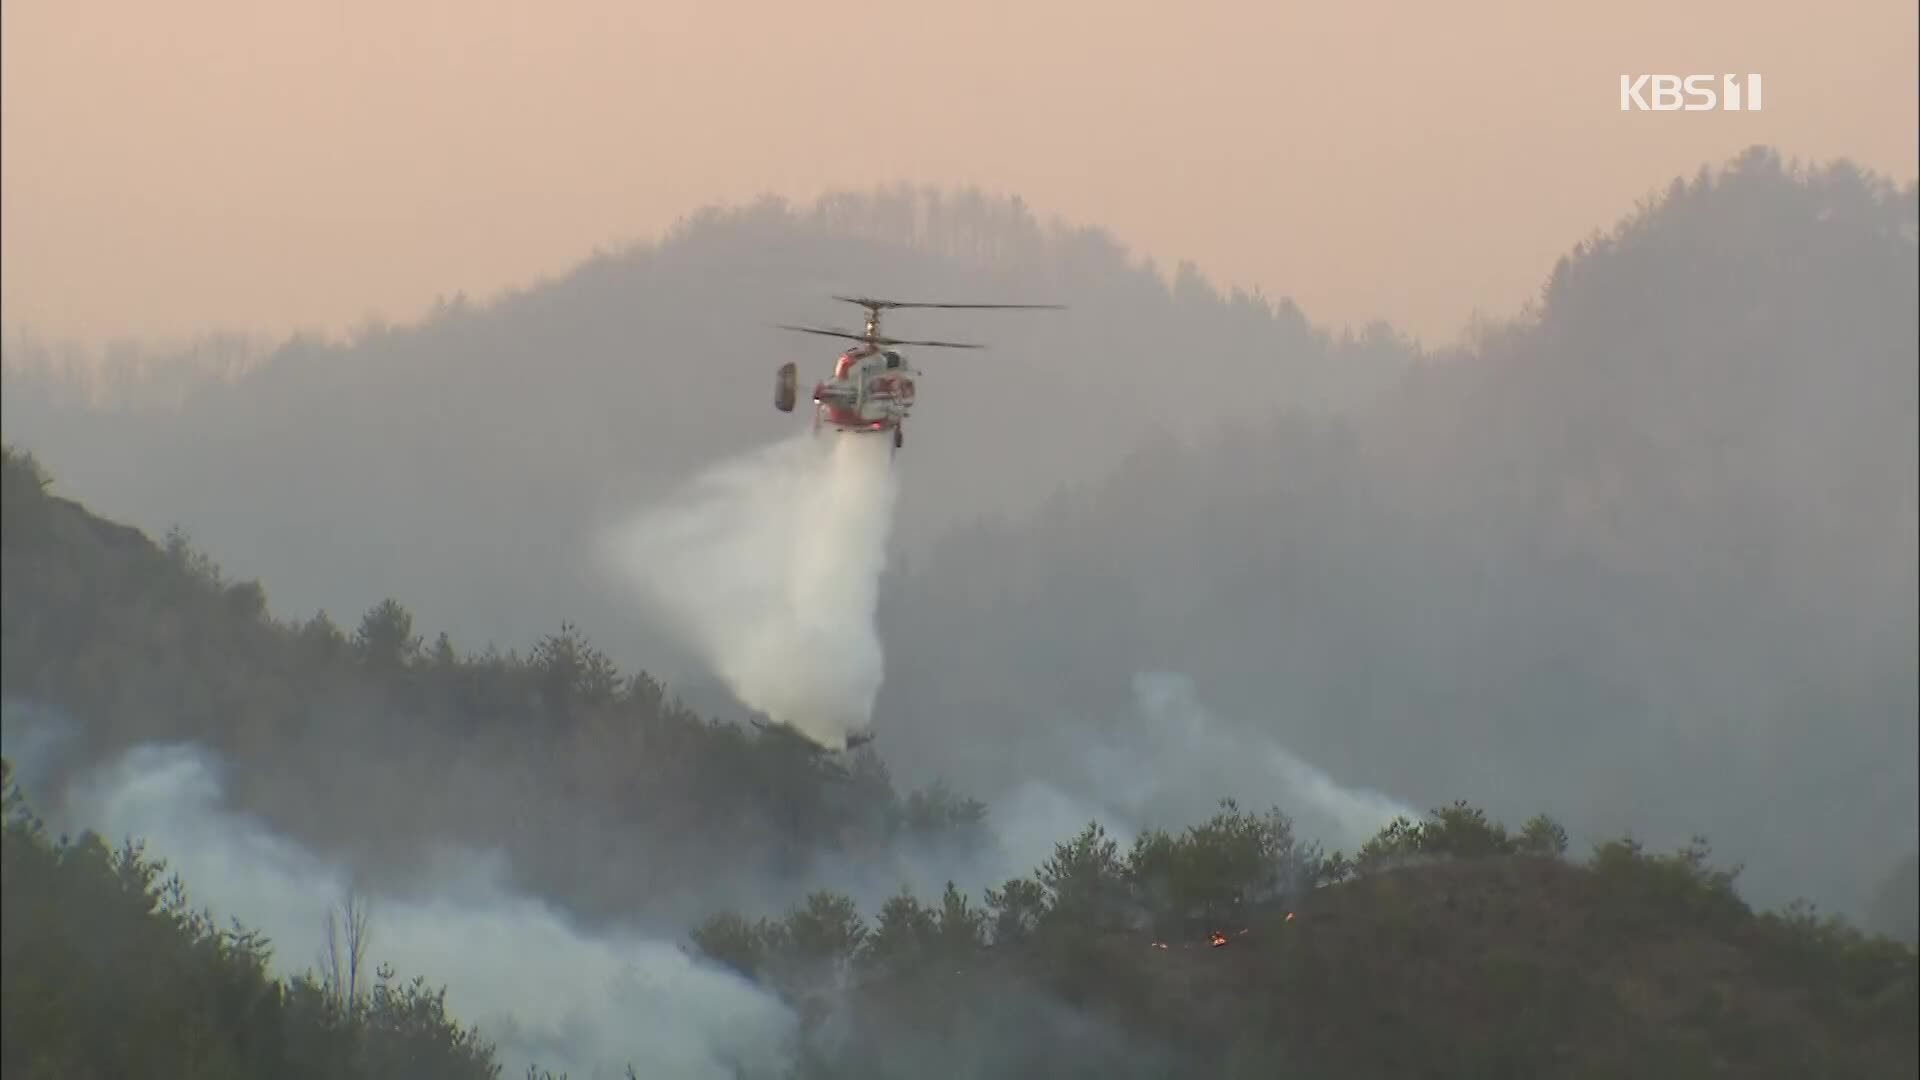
[1285,912,1295,922]
[1210,932,1228,947]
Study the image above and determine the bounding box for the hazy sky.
[3,0,1915,346]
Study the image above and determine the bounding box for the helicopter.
[773,295,1063,452]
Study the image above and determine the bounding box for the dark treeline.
[2,757,503,1080]
[1,145,1915,1073]
[1,149,1909,927]
[2,444,984,930]
[875,147,1919,921]
[693,798,1917,1078]
[0,181,1415,664]
[3,443,1917,1077]
[0,328,267,412]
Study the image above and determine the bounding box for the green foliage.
[530,622,622,710]
[1517,812,1571,856]
[691,796,1920,1080]
[11,431,1917,1077]
[688,910,775,981]
[1315,849,1355,885]
[1037,821,1129,930]
[0,455,989,937]
[1750,900,1919,1025]
[1125,798,1317,933]
[902,779,988,839]
[854,883,990,978]
[779,890,870,973]
[0,444,53,539]
[354,597,422,671]
[860,889,939,972]
[164,524,227,588]
[1354,800,1527,873]
[984,877,1048,945]
[1586,834,1747,933]
[933,880,989,958]
[0,757,500,1080]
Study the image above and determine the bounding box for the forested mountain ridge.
[690,800,1918,1079]
[873,147,1919,922]
[3,457,1920,1068]
[1,444,985,932]
[2,143,1915,1074]
[3,436,1915,1077]
[2,756,507,1080]
[0,184,1416,670]
[4,147,1913,924]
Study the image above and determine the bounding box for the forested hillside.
[4,464,1914,1077]
[4,147,1913,926]
[2,757,504,1080]
[2,143,1915,1073]
[0,185,1415,668]
[1,444,985,931]
[874,147,1920,921]
[688,800,1917,1079]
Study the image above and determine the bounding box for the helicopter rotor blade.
[882,337,984,349]
[775,324,984,349]
[774,324,871,343]
[833,295,1065,312]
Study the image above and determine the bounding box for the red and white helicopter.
[774,295,1062,453]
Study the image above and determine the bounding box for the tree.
[354,598,421,671]
[1038,822,1128,930]
[861,890,938,972]
[298,610,347,664]
[780,891,868,970]
[1517,814,1570,857]
[690,911,773,980]
[985,877,1048,945]
[319,889,375,1008]
[932,880,988,959]
[1127,800,1315,934]
[0,759,499,1080]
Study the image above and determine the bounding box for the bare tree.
[318,888,374,1009]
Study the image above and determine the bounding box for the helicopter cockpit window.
[884,352,902,369]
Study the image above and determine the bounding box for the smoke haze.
[598,432,899,748]
[1121,672,1417,852]
[7,157,1908,926]
[20,736,798,1080]
[2,140,1915,1076]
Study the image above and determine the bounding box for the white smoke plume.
[806,672,1418,916]
[598,432,899,748]
[1094,671,1418,852]
[45,741,799,1080]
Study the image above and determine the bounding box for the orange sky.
[3,0,1915,347]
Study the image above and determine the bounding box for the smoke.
[45,740,799,1080]
[598,432,899,748]
[1095,672,1417,852]
[800,671,1417,919]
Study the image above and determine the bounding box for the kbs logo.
[1620,74,1763,111]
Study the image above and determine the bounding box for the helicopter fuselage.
[811,345,918,435]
